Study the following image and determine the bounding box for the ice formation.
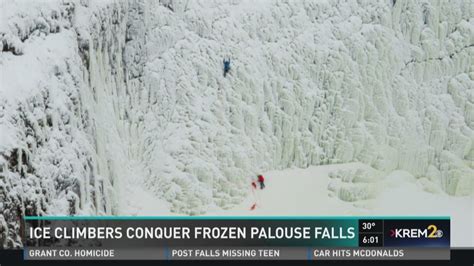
[1,0,473,248]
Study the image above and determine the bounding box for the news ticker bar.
[23,216,450,260]
[23,247,450,260]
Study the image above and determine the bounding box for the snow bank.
[211,163,473,247]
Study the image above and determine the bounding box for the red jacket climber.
[257,174,265,189]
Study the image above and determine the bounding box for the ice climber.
[257,174,265,189]
[223,58,231,77]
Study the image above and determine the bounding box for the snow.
[1,0,473,248]
[141,0,473,214]
[207,163,473,247]
[112,161,473,246]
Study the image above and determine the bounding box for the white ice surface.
[128,162,473,247]
[223,164,473,247]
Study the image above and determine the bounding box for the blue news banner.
[23,216,450,260]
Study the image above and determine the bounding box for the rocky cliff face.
[1,0,473,248]
[0,0,146,248]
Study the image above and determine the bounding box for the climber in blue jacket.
[223,58,231,77]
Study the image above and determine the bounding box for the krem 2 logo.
[389,225,443,239]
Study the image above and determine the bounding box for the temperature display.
[359,219,383,247]
[359,220,383,233]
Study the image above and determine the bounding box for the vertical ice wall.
[0,0,146,247]
[140,0,473,213]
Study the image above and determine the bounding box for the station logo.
[389,225,443,239]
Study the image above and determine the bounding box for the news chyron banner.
[23,217,450,260]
